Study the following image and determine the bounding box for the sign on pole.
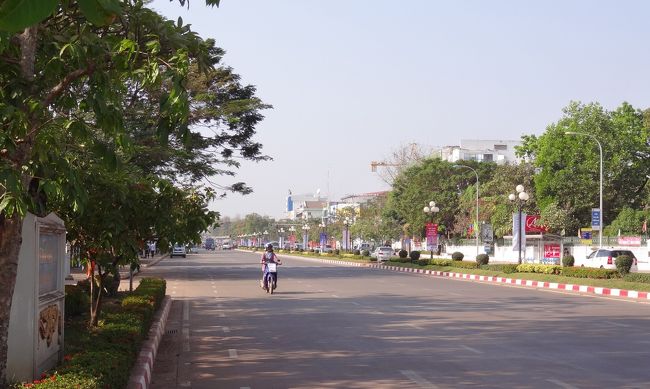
[591,208,601,230]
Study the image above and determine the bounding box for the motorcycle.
[263,262,278,294]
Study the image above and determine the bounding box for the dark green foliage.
[398,249,408,258]
[361,250,370,257]
[64,285,89,318]
[615,255,634,275]
[353,249,361,255]
[485,264,519,273]
[451,251,464,261]
[562,255,575,267]
[369,257,377,262]
[561,267,621,279]
[409,250,421,261]
[334,249,340,255]
[417,258,430,266]
[623,273,650,284]
[476,254,489,265]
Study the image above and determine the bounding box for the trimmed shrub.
[361,250,370,257]
[485,264,518,273]
[409,250,421,261]
[476,254,489,266]
[451,251,464,261]
[64,285,89,318]
[562,255,575,267]
[430,259,453,266]
[615,255,634,275]
[450,261,480,269]
[417,258,430,266]
[369,257,378,262]
[398,249,408,259]
[561,267,620,279]
[623,273,650,284]
[398,256,411,263]
[516,264,562,275]
[353,249,361,255]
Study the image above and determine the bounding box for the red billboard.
[525,215,548,233]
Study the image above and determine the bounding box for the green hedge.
[20,277,167,389]
[623,273,650,283]
[484,264,518,273]
[561,267,620,279]
[64,285,89,318]
[516,264,562,275]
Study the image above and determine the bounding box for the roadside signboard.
[525,215,548,233]
[579,228,593,245]
[618,236,642,246]
[591,209,601,230]
[544,244,561,260]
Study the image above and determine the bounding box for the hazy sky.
[151,0,650,219]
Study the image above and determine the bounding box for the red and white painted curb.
[127,296,172,389]
[295,255,650,301]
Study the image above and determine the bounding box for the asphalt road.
[146,249,650,389]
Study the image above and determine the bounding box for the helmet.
[266,243,273,250]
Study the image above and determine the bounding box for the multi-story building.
[440,139,522,165]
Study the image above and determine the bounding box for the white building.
[440,139,522,165]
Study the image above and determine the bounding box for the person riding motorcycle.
[261,243,282,289]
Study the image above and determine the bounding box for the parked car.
[356,243,373,252]
[222,243,232,250]
[316,244,333,253]
[372,246,393,261]
[188,245,199,254]
[170,244,186,258]
[585,248,637,270]
[268,241,280,250]
[293,243,304,250]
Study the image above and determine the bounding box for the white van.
[170,244,186,258]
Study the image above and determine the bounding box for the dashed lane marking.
[229,349,238,358]
[546,379,579,389]
[223,326,230,333]
[460,345,483,354]
[401,370,439,389]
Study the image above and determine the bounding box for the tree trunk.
[89,264,103,328]
[0,215,25,386]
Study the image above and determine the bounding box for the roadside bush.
[361,250,370,257]
[409,250,421,261]
[430,259,453,267]
[476,254,489,266]
[398,256,411,263]
[354,249,361,255]
[64,285,89,318]
[485,264,518,273]
[516,264,562,275]
[310,249,315,253]
[369,257,377,262]
[561,267,620,279]
[562,255,575,267]
[623,273,650,284]
[417,258,430,266]
[334,249,340,255]
[450,261,480,269]
[398,249,408,258]
[21,277,168,389]
[451,251,464,261]
[615,255,634,275]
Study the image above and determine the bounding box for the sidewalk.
[66,253,168,287]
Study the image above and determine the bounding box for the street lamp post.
[565,131,603,248]
[263,230,269,247]
[423,201,440,259]
[319,222,326,252]
[509,185,529,264]
[302,224,310,250]
[343,217,351,252]
[278,227,285,249]
[288,226,296,249]
[453,164,480,256]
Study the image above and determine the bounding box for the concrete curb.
[286,254,650,301]
[126,296,172,389]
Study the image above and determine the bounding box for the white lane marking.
[240,387,251,389]
[350,301,361,306]
[212,285,217,288]
[179,381,191,387]
[229,349,238,358]
[546,379,579,389]
[448,292,462,296]
[375,311,385,315]
[219,312,225,318]
[183,300,190,321]
[332,294,340,298]
[401,370,439,388]
[460,345,483,354]
[603,321,630,328]
[223,326,230,333]
[408,324,424,330]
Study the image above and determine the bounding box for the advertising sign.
[480,223,493,242]
[512,212,526,251]
[618,236,642,246]
[591,208,601,230]
[425,223,438,238]
[543,244,561,259]
[319,233,327,246]
[579,228,593,245]
[525,215,548,233]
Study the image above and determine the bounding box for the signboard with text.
[591,208,601,230]
[618,236,642,246]
[525,215,548,233]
